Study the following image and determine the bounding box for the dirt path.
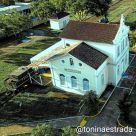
[0,125,32,136]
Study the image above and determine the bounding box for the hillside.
[87,0,136,23]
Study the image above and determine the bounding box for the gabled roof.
[69,42,108,69]
[50,12,69,19]
[30,41,108,69]
[59,21,120,43]
[0,2,30,14]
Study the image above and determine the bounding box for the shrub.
[31,124,55,136]
[62,126,78,136]
[79,91,99,115]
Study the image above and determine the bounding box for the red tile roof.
[59,21,120,43]
[69,42,108,70]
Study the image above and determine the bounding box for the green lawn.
[87,0,136,23]
[0,30,59,90]
[109,0,136,22]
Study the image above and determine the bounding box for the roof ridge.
[59,20,120,43]
[70,20,119,26]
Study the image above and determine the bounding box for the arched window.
[117,46,120,57]
[117,65,120,75]
[70,58,74,65]
[125,54,128,64]
[71,76,77,88]
[101,74,104,85]
[83,78,89,91]
[126,38,128,47]
[59,74,65,85]
[121,41,124,51]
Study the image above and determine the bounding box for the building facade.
[31,15,130,96]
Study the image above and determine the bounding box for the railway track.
[0,90,17,107]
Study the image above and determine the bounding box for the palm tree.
[130,31,136,48]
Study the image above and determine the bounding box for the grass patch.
[0,60,18,90]
[0,86,81,124]
[109,0,136,22]
[86,0,136,23]
[108,5,129,21]
[0,29,59,91]
[126,12,136,22]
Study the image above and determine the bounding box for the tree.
[30,0,111,21]
[65,0,88,21]
[62,126,78,136]
[31,124,55,136]
[30,0,55,21]
[66,0,111,20]
[1,0,15,6]
[79,91,99,116]
[49,0,66,12]
[85,0,112,18]
[0,10,32,36]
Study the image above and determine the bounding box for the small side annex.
[49,12,70,30]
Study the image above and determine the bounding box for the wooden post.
[39,75,43,85]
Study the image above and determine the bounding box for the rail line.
[0,89,20,108]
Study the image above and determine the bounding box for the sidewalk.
[81,54,136,136]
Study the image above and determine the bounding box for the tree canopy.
[31,124,78,136]
[85,0,112,17]
[0,0,15,6]
[30,0,55,20]
[30,0,112,21]
[0,10,32,37]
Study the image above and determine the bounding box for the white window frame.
[59,74,65,86]
[121,42,123,52]
[63,20,67,26]
[126,37,128,47]
[125,54,128,64]
[117,65,120,75]
[83,78,89,91]
[70,58,74,66]
[117,46,120,57]
[71,76,77,88]
[101,74,104,86]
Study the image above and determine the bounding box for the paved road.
[80,54,136,136]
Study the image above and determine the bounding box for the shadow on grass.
[29,23,62,37]
[24,29,61,37]
[2,53,32,66]
[24,38,60,50]
[1,38,60,66]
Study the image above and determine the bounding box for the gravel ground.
[79,53,136,136]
